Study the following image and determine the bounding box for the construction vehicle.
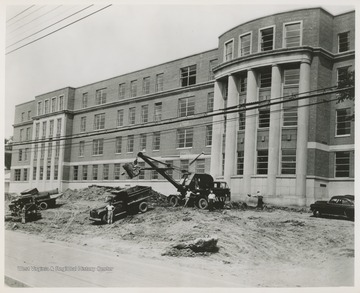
[123,152,231,210]
[8,195,41,222]
[19,188,63,210]
[89,185,152,224]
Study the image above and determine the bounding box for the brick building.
[10,7,355,206]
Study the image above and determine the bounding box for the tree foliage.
[337,70,355,103]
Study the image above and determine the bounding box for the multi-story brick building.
[10,7,355,206]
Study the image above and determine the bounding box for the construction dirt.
[5,186,355,287]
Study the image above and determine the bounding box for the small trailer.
[19,188,63,210]
[89,185,152,224]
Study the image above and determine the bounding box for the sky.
[1,0,357,139]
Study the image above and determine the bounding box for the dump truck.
[19,188,63,210]
[8,194,41,222]
[123,152,231,210]
[89,185,152,224]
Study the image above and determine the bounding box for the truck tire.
[138,202,148,213]
[313,209,321,217]
[168,195,179,207]
[197,197,208,210]
[39,202,48,210]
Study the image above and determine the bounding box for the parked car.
[310,195,354,220]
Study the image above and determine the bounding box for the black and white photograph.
[2,0,358,290]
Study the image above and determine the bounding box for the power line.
[6,5,35,23]
[6,5,94,49]
[10,86,351,148]
[6,5,112,55]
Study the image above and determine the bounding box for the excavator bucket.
[122,163,141,179]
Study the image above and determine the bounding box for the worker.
[106,202,115,224]
[21,206,26,224]
[184,189,192,207]
[208,190,216,211]
[247,191,264,209]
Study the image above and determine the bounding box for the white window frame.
[224,38,234,62]
[282,21,302,48]
[258,25,275,52]
[239,32,252,57]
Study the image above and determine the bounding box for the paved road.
[5,230,242,287]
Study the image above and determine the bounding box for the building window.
[209,59,217,80]
[34,144,38,160]
[80,117,86,132]
[73,166,78,180]
[115,137,122,154]
[15,169,21,181]
[127,135,134,152]
[129,107,136,125]
[155,73,164,92]
[154,102,162,121]
[259,108,270,128]
[44,99,49,114]
[141,105,149,123]
[51,97,56,112]
[130,80,137,97]
[39,166,44,180]
[49,120,54,137]
[338,32,350,53]
[42,121,47,138]
[180,65,196,87]
[19,129,24,142]
[119,83,126,99]
[239,112,246,130]
[207,92,214,112]
[55,141,60,158]
[284,22,301,48]
[337,67,350,85]
[138,161,145,179]
[237,151,244,175]
[82,93,88,108]
[281,149,296,174]
[239,33,251,56]
[177,128,193,148]
[94,113,105,130]
[205,125,212,146]
[224,39,234,61]
[257,150,268,174]
[40,142,45,159]
[335,151,350,177]
[19,149,23,161]
[153,132,160,151]
[336,108,351,136]
[21,112,25,122]
[46,164,51,180]
[178,97,195,117]
[24,168,28,181]
[92,165,98,180]
[93,139,104,155]
[58,95,64,110]
[33,167,37,180]
[26,127,31,141]
[142,77,150,95]
[35,123,40,140]
[79,141,85,156]
[24,148,29,161]
[95,89,106,105]
[284,68,300,86]
[180,160,189,173]
[103,164,109,180]
[140,134,147,151]
[48,142,52,158]
[117,109,124,127]
[114,163,121,180]
[56,118,62,136]
[82,165,88,180]
[260,26,274,51]
[195,159,205,174]
[260,68,272,88]
[37,101,42,115]
[54,165,58,180]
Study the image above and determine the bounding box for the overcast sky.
[2,0,357,139]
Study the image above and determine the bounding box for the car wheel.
[101,213,108,224]
[39,202,48,210]
[138,202,148,213]
[197,197,208,210]
[344,210,353,221]
[313,209,321,217]
[169,195,179,207]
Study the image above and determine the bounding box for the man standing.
[184,189,192,207]
[106,202,115,224]
[208,190,216,211]
[247,191,264,209]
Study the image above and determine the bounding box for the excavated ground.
[4,186,355,287]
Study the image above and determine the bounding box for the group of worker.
[184,189,216,211]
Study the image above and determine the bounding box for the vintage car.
[310,195,354,220]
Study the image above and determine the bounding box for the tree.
[337,70,355,103]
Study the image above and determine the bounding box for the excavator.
[123,152,231,209]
